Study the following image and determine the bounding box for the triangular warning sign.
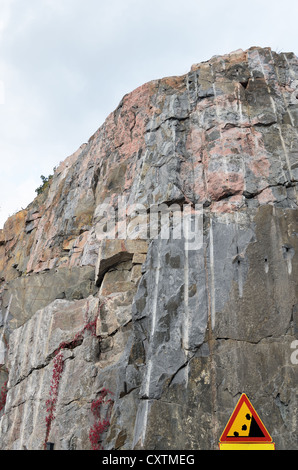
[220,394,273,443]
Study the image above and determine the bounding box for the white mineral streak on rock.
[140,237,162,446]
[183,235,189,352]
[140,399,150,447]
[287,256,292,275]
[150,239,162,342]
[256,49,293,182]
[0,295,12,364]
[236,82,244,125]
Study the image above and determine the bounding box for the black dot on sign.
[246,413,251,420]
[242,424,247,431]
[233,431,239,437]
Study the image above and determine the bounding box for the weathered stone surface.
[95,239,148,286]
[0,296,101,450]
[1,266,96,329]
[212,205,297,342]
[0,47,297,450]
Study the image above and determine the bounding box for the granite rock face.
[0,47,297,450]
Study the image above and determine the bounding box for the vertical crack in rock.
[183,235,190,353]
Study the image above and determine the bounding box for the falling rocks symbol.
[219,394,275,450]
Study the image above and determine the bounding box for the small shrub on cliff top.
[35,167,56,195]
[35,174,53,195]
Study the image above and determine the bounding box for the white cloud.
[0,81,4,105]
[0,176,40,228]
[0,0,13,38]
[0,0,298,228]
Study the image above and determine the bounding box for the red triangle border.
[220,394,273,443]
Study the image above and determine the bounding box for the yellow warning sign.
[219,394,275,450]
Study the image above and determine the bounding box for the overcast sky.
[0,0,298,228]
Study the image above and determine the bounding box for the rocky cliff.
[0,46,297,450]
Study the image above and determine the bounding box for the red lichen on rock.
[0,381,7,413]
[89,388,114,450]
[43,301,101,449]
